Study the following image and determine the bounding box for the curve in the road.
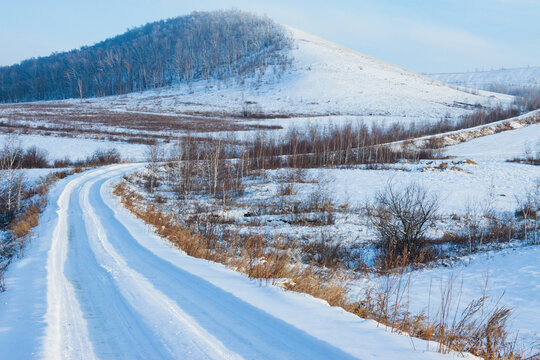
[46,165,357,359]
[0,164,454,360]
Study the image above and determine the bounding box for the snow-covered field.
[0,133,149,161]
[138,113,540,355]
[0,168,59,184]
[219,115,540,241]
[446,122,540,162]
[0,111,538,358]
[359,246,540,356]
[324,120,540,214]
[338,121,540,354]
[6,114,538,358]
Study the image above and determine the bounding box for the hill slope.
[55,26,512,121]
[0,11,513,121]
[0,10,292,102]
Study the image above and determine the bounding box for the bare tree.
[77,78,84,101]
[516,179,540,244]
[146,143,164,194]
[365,183,439,264]
[0,135,22,214]
[0,10,293,102]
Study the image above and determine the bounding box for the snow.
[0,164,464,359]
[300,118,540,215]
[0,168,58,184]
[430,66,540,90]
[336,123,540,355]
[51,27,512,123]
[307,160,538,215]
[351,246,540,356]
[445,123,540,162]
[415,246,540,353]
[44,169,96,359]
[0,133,149,161]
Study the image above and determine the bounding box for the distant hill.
[52,26,513,120]
[0,11,513,120]
[0,10,292,102]
[429,66,540,92]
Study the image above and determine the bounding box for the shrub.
[0,144,50,169]
[365,183,439,266]
[85,148,121,166]
[20,146,49,168]
[53,157,73,168]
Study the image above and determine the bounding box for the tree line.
[0,10,293,102]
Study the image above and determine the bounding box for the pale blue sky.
[0,0,538,73]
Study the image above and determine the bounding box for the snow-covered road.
[0,164,458,359]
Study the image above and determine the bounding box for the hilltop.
[0,10,292,102]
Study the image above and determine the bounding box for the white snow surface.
[55,27,512,121]
[300,118,540,215]
[0,133,149,161]
[350,245,540,356]
[0,168,58,184]
[0,164,466,359]
[430,66,540,90]
[333,119,540,354]
[390,246,540,355]
[445,122,540,162]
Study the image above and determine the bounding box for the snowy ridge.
[430,66,540,90]
[389,108,540,151]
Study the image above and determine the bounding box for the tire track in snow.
[65,173,174,359]
[78,168,243,359]
[31,163,452,360]
[92,173,359,359]
[43,169,107,360]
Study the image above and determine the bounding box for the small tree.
[145,143,164,194]
[365,183,439,265]
[86,148,121,166]
[0,135,22,216]
[516,179,540,244]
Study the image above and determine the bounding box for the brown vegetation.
[508,143,540,166]
[0,169,76,291]
[0,102,283,145]
[113,177,526,359]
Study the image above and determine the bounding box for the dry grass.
[0,102,283,145]
[114,179,527,359]
[0,168,78,291]
[9,204,40,240]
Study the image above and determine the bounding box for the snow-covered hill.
[430,66,540,90]
[59,27,512,121]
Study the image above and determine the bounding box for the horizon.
[0,1,539,73]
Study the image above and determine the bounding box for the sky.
[0,0,538,73]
